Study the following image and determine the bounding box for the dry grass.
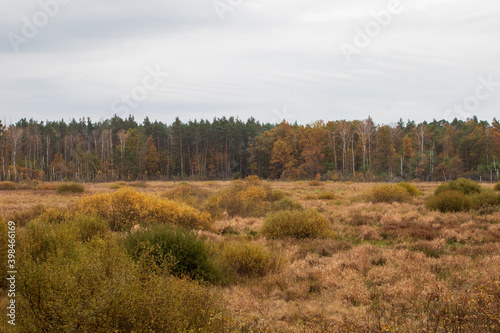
[1,180,499,332]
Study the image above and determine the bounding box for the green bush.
[494,182,500,191]
[470,190,500,211]
[0,181,17,190]
[425,190,472,213]
[126,224,220,283]
[57,182,85,194]
[365,184,412,203]
[218,241,272,278]
[22,211,109,262]
[262,209,332,239]
[71,213,110,243]
[396,182,420,197]
[434,178,482,196]
[18,236,228,333]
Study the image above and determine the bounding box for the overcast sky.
[1,0,499,126]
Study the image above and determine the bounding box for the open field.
[1,180,499,332]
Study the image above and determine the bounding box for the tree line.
[1,115,499,182]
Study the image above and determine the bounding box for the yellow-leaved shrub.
[77,187,212,231]
[262,209,333,239]
[365,184,413,203]
[217,241,273,279]
[204,176,282,218]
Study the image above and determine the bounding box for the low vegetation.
[0,181,17,191]
[434,177,482,196]
[77,187,213,231]
[204,176,288,218]
[262,209,333,239]
[426,179,500,213]
[126,224,220,283]
[217,241,274,279]
[425,190,472,213]
[2,180,499,332]
[365,182,418,203]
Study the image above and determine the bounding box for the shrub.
[204,178,278,218]
[36,207,67,224]
[425,190,472,213]
[494,182,500,191]
[126,224,220,282]
[0,181,17,190]
[18,235,227,332]
[39,183,58,191]
[71,213,110,243]
[396,182,420,197]
[218,241,272,278]
[271,189,286,201]
[308,180,323,187]
[365,184,412,203]
[470,190,500,211]
[77,187,213,231]
[163,183,210,207]
[262,209,332,239]
[22,211,109,262]
[57,182,85,194]
[434,178,482,196]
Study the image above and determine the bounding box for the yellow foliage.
[262,209,333,239]
[204,178,277,218]
[365,184,412,203]
[77,187,213,231]
[218,241,272,278]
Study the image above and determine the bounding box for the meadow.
[0,178,499,332]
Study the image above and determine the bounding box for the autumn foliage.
[77,187,213,231]
[204,176,289,218]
